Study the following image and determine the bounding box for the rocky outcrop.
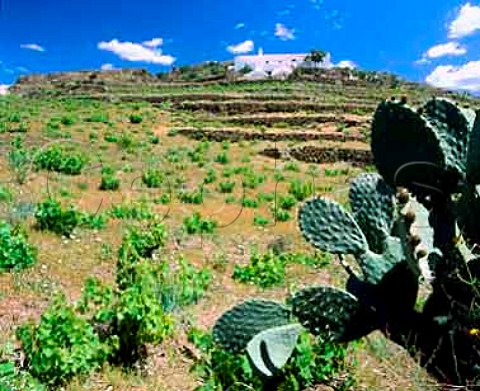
[174,127,366,142]
[261,146,372,166]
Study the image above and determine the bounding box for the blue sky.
[2,1,480,92]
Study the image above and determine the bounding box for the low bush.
[129,114,143,124]
[0,222,37,272]
[99,174,120,191]
[34,198,79,236]
[16,294,111,387]
[141,168,164,188]
[183,212,218,234]
[232,250,285,288]
[188,328,355,391]
[34,144,87,175]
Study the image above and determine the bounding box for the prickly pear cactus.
[212,97,480,386]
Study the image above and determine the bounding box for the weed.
[99,174,120,191]
[232,250,285,288]
[141,168,164,188]
[0,221,37,272]
[217,181,235,193]
[16,294,111,387]
[34,198,79,236]
[188,328,356,391]
[129,114,143,124]
[183,212,218,234]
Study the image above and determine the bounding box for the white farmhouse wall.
[234,52,333,77]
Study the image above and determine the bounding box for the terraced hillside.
[0,70,478,391]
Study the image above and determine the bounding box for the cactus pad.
[371,99,448,190]
[299,197,368,255]
[467,113,480,184]
[246,323,303,377]
[423,98,473,179]
[357,237,405,284]
[212,299,292,352]
[291,286,376,341]
[349,173,396,253]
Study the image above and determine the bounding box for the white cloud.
[415,58,431,65]
[235,22,245,30]
[424,41,467,58]
[101,63,115,71]
[98,39,175,65]
[336,60,357,69]
[227,40,254,54]
[275,23,295,41]
[426,61,480,92]
[20,43,45,52]
[449,2,480,38]
[0,85,9,95]
[142,38,163,48]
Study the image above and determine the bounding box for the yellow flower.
[469,328,480,336]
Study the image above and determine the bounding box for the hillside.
[0,67,479,391]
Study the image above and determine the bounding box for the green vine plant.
[212,97,480,387]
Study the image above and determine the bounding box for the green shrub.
[214,152,229,165]
[253,214,270,227]
[242,170,265,189]
[278,194,297,210]
[8,136,30,184]
[154,256,212,312]
[16,294,110,386]
[104,132,118,143]
[112,260,173,364]
[0,361,45,391]
[34,145,86,175]
[288,179,314,201]
[129,114,143,124]
[178,189,204,204]
[284,162,300,172]
[232,250,285,288]
[60,116,76,126]
[0,222,37,272]
[78,212,109,230]
[217,181,235,193]
[273,207,291,222]
[141,169,163,188]
[86,112,109,124]
[99,174,120,191]
[324,167,349,177]
[257,192,275,203]
[189,328,355,391]
[242,197,259,208]
[34,198,79,236]
[183,212,217,234]
[203,168,217,184]
[109,202,153,220]
[117,222,168,287]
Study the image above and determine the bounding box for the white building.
[234,49,333,79]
